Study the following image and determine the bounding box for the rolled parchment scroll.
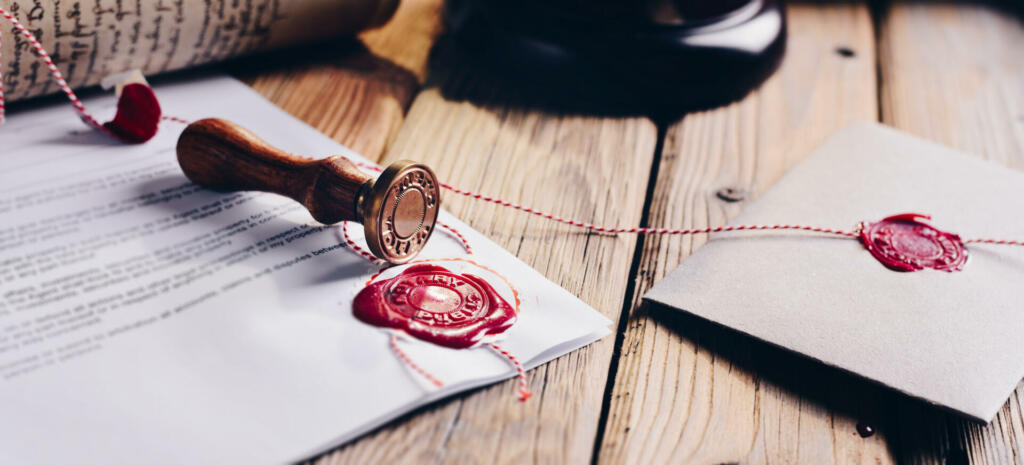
[0,0,397,103]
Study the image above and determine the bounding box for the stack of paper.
[0,76,611,464]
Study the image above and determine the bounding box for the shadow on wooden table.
[641,299,986,465]
[226,37,418,96]
[422,35,762,123]
[223,37,421,160]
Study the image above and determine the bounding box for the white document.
[0,76,611,464]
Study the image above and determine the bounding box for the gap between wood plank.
[869,0,887,125]
[590,121,670,465]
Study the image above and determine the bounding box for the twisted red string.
[440,182,860,236]
[356,161,1024,246]
[489,343,531,402]
[338,221,386,266]
[162,115,190,125]
[438,221,473,254]
[0,7,107,132]
[389,333,444,388]
[963,238,1024,246]
[0,8,191,132]
[352,163,859,239]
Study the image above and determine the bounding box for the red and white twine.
[0,7,105,131]
[389,333,444,388]
[489,343,531,402]
[338,221,387,266]
[349,162,861,240]
[438,181,861,238]
[354,161,1024,247]
[962,237,1024,246]
[0,8,189,131]
[438,221,473,254]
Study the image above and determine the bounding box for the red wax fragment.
[353,264,517,349]
[103,83,162,143]
[858,213,967,272]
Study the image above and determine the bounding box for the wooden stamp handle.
[176,118,372,224]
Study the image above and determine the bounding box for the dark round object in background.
[444,0,786,113]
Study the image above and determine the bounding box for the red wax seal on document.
[103,83,162,143]
[353,261,519,349]
[858,213,967,272]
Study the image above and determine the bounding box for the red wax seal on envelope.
[353,262,518,348]
[858,213,967,272]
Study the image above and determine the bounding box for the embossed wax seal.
[858,213,968,272]
[353,262,518,348]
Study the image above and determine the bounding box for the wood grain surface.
[597,3,891,464]
[232,0,1024,463]
[878,2,1024,465]
[236,0,443,162]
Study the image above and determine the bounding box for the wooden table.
[230,1,1024,463]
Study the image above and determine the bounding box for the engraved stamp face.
[859,214,967,272]
[366,164,440,264]
[384,268,487,326]
[353,263,518,348]
[379,168,438,261]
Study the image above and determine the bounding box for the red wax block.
[353,264,517,349]
[103,83,162,143]
[858,213,967,272]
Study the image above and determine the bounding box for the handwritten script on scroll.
[0,0,393,102]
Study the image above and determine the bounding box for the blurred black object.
[444,0,786,113]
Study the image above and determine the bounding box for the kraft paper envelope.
[644,122,1024,422]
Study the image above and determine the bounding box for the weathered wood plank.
[306,25,660,465]
[878,1,1024,168]
[597,4,889,464]
[877,2,1024,464]
[236,0,443,161]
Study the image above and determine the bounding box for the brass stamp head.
[359,161,441,264]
